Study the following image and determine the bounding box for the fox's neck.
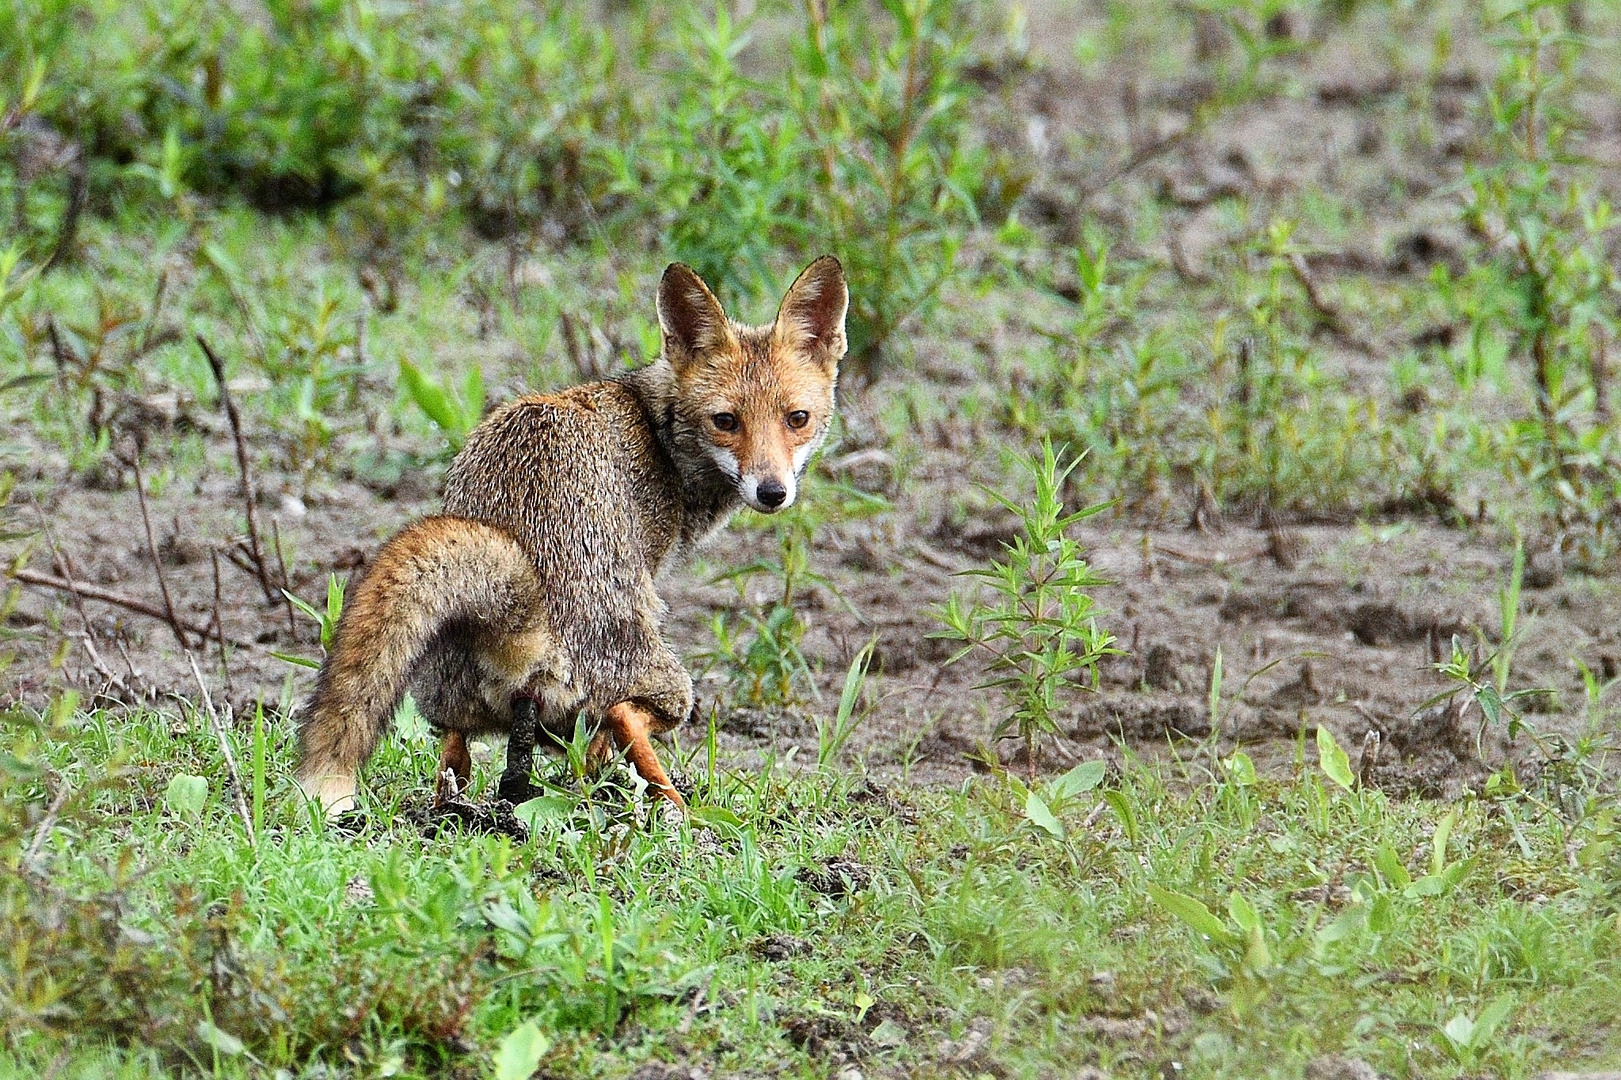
[619,361,742,555]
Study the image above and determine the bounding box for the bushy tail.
[296,516,543,813]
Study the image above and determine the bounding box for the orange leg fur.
[604,701,687,810]
[434,730,472,804]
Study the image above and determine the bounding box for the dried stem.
[1593,324,1611,424]
[131,451,190,650]
[28,494,91,632]
[212,547,232,699]
[197,335,279,604]
[187,652,256,850]
[22,779,73,868]
[271,516,296,640]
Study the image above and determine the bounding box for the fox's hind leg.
[434,731,473,804]
[601,701,687,811]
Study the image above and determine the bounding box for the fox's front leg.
[597,701,687,811]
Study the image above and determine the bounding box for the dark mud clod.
[415,798,531,843]
[797,856,873,897]
[751,933,812,961]
[498,695,540,804]
[1142,643,1180,691]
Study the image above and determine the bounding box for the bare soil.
[5,417,1610,801]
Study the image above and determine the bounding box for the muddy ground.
[4,2,1618,798]
[6,415,1610,802]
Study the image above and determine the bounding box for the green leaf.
[399,357,474,444]
[1146,883,1230,942]
[270,650,322,669]
[1432,808,1458,876]
[1372,843,1412,888]
[164,774,209,819]
[1102,789,1139,843]
[1442,1013,1475,1051]
[689,805,744,832]
[1024,789,1064,838]
[1046,760,1106,802]
[1222,751,1257,787]
[512,796,576,829]
[194,1020,244,1057]
[1316,725,1355,791]
[1474,995,1515,1047]
[493,1020,551,1080]
[1227,892,1261,934]
[1402,859,1472,900]
[1405,873,1449,898]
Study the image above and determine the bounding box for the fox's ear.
[657,263,733,371]
[773,255,848,370]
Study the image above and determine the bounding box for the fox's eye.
[711,412,738,432]
[786,410,810,430]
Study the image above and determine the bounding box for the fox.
[295,255,849,816]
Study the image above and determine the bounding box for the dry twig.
[271,516,297,639]
[11,567,248,647]
[131,451,190,650]
[197,335,280,604]
[187,652,256,849]
[22,779,73,868]
[211,547,232,698]
[1286,253,1375,353]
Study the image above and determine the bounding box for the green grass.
[3,705,1618,1079]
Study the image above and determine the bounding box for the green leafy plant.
[1146,883,1273,978]
[1015,759,1106,840]
[274,574,346,670]
[935,440,1116,773]
[1437,997,1516,1068]
[492,1020,551,1080]
[399,357,485,452]
[790,0,1002,373]
[1457,2,1620,543]
[816,639,876,769]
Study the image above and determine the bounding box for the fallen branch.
[1077,122,1197,205]
[11,567,251,648]
[1154,542,1268,567]
[1287,253,1375,354]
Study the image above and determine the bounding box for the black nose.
[756,479,787,508]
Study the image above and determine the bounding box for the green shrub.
[935,441,1116,772]
[1454,2,1620,545]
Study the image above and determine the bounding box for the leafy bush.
[5,0,1004,372]
[605,0,1003,374]
[935,441,1116,770]
[1454,2,1620,545]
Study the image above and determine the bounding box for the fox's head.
[657,256,847,514]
